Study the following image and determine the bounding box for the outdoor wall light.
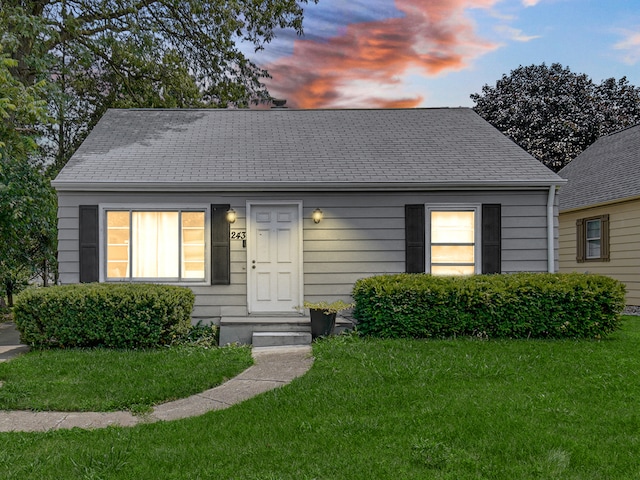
[226,208,237,224]
[312,208,323,224]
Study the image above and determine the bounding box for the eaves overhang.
[559,193,640,214]
[51,179,567,193]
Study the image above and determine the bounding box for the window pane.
[182,212,204,227]
[431,245,474,264]
[107,262,129,278]
[587,239,601,258]
[132,212,179,278]
[183,265,205,279]
[431,211,475,243]
[108,211,129,227]
[586,220,601,239]
[182,212,205,280]
[432,265,475,276]
[182,246,205,279]
[182,229,204,244]
[106,211,130,279]
[107,228,129,245]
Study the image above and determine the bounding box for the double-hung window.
[586,219,601,259]
[106,209,207,281]
[427,206,480,275]
[576,214,609,262]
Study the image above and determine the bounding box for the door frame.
[246,200,304,314]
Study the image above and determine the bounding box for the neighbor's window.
[106,210,206,281]
[576,214,609,262]
[586,219,601,258]
[429,209,478,275]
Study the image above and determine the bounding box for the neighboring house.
[558,124,640,307]
[52,107,565,344]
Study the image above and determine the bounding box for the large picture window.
[106,210,206,281]
[427,207,480,275]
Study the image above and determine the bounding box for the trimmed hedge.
[14,283,195,349]
[352,273,626,339]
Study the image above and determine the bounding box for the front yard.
[0,345,253,413]
[1,316,639,479]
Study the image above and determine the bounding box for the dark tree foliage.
[0,52,57,305]
[471,63,640,171]
[0,1,315,297]
[0,156,58,306]
[1,0,317,173]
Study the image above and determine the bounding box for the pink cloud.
[614,29,640,65]
[263,0,500,108]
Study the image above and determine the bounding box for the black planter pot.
[309,309,337,339]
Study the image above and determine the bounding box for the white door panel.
[248,203,302,313]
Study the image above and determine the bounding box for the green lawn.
[1,316,639,479]
[0,345,253,412]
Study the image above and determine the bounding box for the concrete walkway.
[0,321,29,362]
[0,322,313,433]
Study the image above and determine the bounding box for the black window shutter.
[405,205,425,273]
[482,204,501,274]
[576,218,585,263]
[601,214,610,261]
[79,205,99,283]
[211,204,231,285]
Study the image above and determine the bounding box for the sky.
[245,0,640,109]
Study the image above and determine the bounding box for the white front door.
[247,203,302,314]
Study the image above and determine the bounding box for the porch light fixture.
[312,208,323,224]
[226,208,237,224]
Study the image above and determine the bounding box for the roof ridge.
[108,107,470,113]
[602,121,640,138]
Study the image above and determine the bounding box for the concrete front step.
[219,316,310,345]
[252,331,312,348]
[219,315,356,346]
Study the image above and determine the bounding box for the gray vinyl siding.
[56,203,80,282]
[56,189,556,323]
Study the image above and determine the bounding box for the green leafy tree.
[0,157,58,306]
[0,1,315,301]
[471,63,640,171]
[1,0,317,173]
[0,51,57,306]
[0,52,47,155]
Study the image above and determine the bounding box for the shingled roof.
[558,124,640,211]
[52,107,563,191]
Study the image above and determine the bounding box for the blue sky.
[247,0,640,108]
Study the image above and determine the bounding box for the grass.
[0,345,253,413]
[0,316,639,479]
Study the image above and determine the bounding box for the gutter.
[547,185,557,273]
[51,179,568,193]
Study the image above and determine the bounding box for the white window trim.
[425,204,481,275]
[99,204,211,285]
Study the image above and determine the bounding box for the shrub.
[171,321,219,348]
[14,283,195,349]
[352,273,626,339]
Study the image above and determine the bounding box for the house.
[558,124,640,307]
[52,107,565,344]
